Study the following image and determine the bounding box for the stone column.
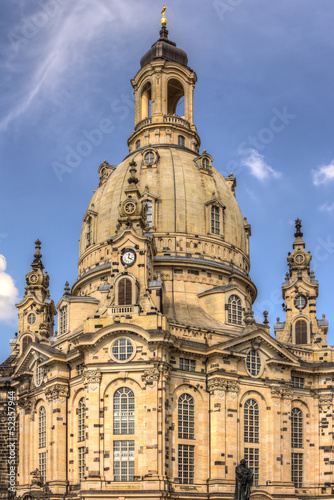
[141,368,160,480]
[82,369,102,489]
[317,392,334,491]
[45,384,69,494]
[207,377,228,482]
[225,381,240,482]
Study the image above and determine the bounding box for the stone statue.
[30,468,42,487]
[234,459,253,500]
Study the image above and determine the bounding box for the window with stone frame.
[227,295,242,325]
[178,444,195,484]
[78,398,86,442]
[291,408,303,487]
[292,376,304,388]
[211,205,220,234]
[244,399,259,443]
[39,406,46,449]
[113,387,135,435]
[60,305,68,335]
[39,451,46,485]
[244,447,259,486]
[295,319,308,344]
[22,335,32,353]
[86,216,92,247]
[179,358,196,372]
[113,440,135,481]
[178,394,194,439]
[143,199,153,228]
[118,278,132,306]
[79,446,86,482]
[178,135,185,147]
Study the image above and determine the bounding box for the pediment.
[13,343,65,377]
[209,330,300,367]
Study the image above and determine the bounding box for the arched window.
[118,278,132,306]
[295,319,307,344]
[113,387,135,435]
[135,139,141,150]
[78,398,86,442]
[167,79,184,116]
[246,350,262,377]
[141,81,151,119]
[39,406,46,448]
[244,399,259,485]
[178,394,194,439]
[291,408,303,449]
[22,335,32,353]
[178,135,185,147]
[244,399,259,443]
[228,295,242,325]
[60,305,68,335]
[291,408,303,487]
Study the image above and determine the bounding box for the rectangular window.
[244,447,259,486]
[79,446,86,482]
[178,444,194,484]
[211,206,220,234]
[77,363,84,376]
[292,376,304,388]
[179,358,196,372]
[113,440,135,481]
[39,452,46,485]
[291,453,303,488]
[60,305,68,335]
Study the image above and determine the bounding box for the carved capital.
[281,388,293,400]
[227,381,240,399]
[18,395,35,414]
[207,377,228,396]
[45,384,69,402]
[142,368,159,385]
[82,369,102,390]
[319,393,333,406]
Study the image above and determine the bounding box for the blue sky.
[0,0,334,363]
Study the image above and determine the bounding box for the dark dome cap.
[140,27,188,68]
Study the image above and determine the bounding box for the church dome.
[140,28,188,68]
[79,147,247,259]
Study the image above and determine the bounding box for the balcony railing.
[134,115,191,133]
[274,322,286,330]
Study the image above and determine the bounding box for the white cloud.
[319,202,334,213]
[0,254,19,324]
[240,149,281,181]
[312,161,334,186]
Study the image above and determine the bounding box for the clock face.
[30,274,38,284]
[295,254,304,264]
[121,249,136,266]
[124,201,136,215]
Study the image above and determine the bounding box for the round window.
[295,295,307,310]
[144,152,155,165]
[246,350,262,377]
[110,338,135,363]
[27,313,36,325]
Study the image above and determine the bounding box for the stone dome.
[78,146,247,260]
[140,28,188,68]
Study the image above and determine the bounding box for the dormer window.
[202,157,210,170]
[227,295,242,325]
[211,206,220,234]
[86,216,92,246]
[27,313,36,325]
[295,319,308,344]
[143,200,153,228]
[118,278,133,306]
[22,335,32,353]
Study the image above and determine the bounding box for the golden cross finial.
[161,5,167,27]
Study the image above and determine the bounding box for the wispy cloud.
[312,161,334,186]
[240,149,281,181]
[319,202,334,213]
[0,1,146,132]
[0,255,19,324]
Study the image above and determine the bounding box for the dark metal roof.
[140,28,188,68]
